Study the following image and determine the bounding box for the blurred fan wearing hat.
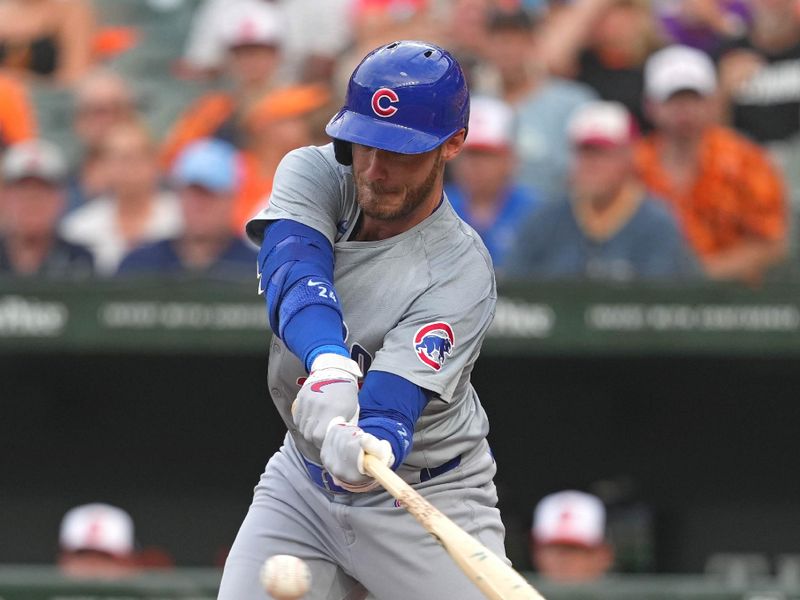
[504,100,698,281]
[160,1,285,169]
[0,140,94,278]
[636,45,787,284]
[445,95,541,268]
[57,503,137,578]
[58,502,174,577]
[530,491,613,583]
[117,139,256,278]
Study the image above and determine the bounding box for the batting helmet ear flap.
[333,139,353,166]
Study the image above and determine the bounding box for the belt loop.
[321,469,334,492]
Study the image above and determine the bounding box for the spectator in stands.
[180,0,352,83]
[350,0,440,54]
[717,0,800,147]
[60,121,181,275]
[74,69,138,160]
[445,96,541,268]
[68,69,139,210]
[117,139,256,279]
[482,8,597,203]
[503,101,697,281]
[657,0,750,54]
[0,139,93,278]
[0,0,95,85]
[537,0,664,129]
[636,45,787,283]
[234,83,333,232]
[160,1,284,167]
[531,490,614,583]
[441,0,495,85]
[58,503,136,579]
[717,0,800,211]
[0,74,36,150]
[341,0,500,91]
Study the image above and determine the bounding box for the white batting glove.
[292,353,362,448]
[320,417,395,493]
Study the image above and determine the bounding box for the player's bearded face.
[353,145,444,221]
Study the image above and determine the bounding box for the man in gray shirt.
[218,41,506,600]
[503,101,698,282]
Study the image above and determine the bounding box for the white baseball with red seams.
[260,555,311,600]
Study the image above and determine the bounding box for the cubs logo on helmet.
[371,88,399,118]
[414,322,455,372]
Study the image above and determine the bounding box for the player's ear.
[441,129,467,162]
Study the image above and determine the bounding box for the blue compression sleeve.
[283,306,349,369]
[358,371,429,470]
[260,220,348,370]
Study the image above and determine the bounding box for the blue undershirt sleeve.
[358,370,430,470]
[260,219,349,371]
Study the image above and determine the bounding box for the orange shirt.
[0,74,36,146]
[635,126,786,260]
[159,92,235,169]
[233,151,272,234]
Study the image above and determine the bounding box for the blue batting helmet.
[326,40,469,164]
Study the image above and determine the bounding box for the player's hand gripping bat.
[361,453,547,600]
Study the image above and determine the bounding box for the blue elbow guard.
[277,277,341,339]
[258,220,342,338]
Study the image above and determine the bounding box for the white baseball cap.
[221,2,283,49]
[533,490,606,548]
[645,45,717,102]
[464,96,514,152]
[567,101,637,148]
[2,139,68,184]
[59,503,135,556]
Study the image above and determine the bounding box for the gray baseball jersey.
[220,143,507,600]
[247,142,497,472]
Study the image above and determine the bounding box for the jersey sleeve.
[246,146,343,245]
[369,268,496,403]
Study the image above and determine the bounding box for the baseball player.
[218,40,506,600]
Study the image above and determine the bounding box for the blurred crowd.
[55,490,631,581]
[56,491,616,580]
[1,0,800,285]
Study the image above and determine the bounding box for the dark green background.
[1,279,798,572]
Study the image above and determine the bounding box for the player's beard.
[355,151,443,221]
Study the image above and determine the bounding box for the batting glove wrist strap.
[359,416,409,470]
[309,353,362,380]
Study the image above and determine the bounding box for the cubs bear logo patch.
[413,322,454,372]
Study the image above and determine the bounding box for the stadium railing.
[0,566,797,600]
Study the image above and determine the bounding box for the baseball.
[260,554,311,599]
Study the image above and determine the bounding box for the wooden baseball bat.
[362,454,546,600]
